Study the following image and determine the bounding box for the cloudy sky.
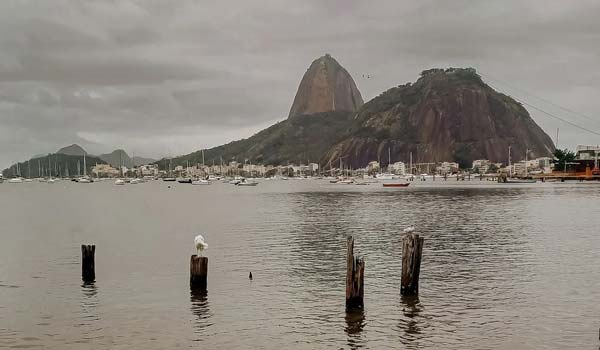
[1,0,600,168]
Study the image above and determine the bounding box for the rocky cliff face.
[324,68,555,168]
[288,54,363,118]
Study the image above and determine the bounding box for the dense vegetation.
[553,148,576,171]
[2,154,106,178]
[157,111,355,169]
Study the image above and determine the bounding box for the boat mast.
[409,152,413,176]
[83,152,87,177]
[525,149,529,178]
[508,146,512,178]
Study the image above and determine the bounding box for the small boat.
[382,183,410,187]
[163,177,176,182]
[192,179,210,185]
[505,178,536,184]
[177,178,192,184]
[78,176,92,183]
[114,179,126,185]
[130,178,143,184]
[24,179,33,183]
[47,178,55,184]
[8,177,23,183]
[236,179,258,186]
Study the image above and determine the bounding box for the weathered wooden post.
[81,244,95,282]
[190,255,208,290]
[346,236,364,309]
[401,233,424,296]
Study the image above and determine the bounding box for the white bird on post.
[194,235,208,256]
[402,226,415,238]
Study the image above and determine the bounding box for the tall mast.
[83,152,87,176]
[409,152,413,175]
[508,146,512,178]
[525,149,529,178]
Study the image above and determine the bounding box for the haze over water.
[1,180,599,349]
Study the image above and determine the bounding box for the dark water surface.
[1,180,599,349]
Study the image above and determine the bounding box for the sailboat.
[47,156,55,183]
[8,163,23,183]
[78,152,92,183]
[24,160,33,182]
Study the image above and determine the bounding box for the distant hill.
[99,150,155,168]
[2,153,106,178]
[159,111,354,168]
[132,156,156,166]
[57,144,87,156]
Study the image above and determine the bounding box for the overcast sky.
[1,0,600,168]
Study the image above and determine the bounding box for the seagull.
[402,226,415,237]
[194,234,208,256]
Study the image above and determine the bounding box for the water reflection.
[345,308,366,349]
[399,295,423,346]
[79,281,101,343]
[190,287,212,337]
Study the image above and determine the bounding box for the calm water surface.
[1,180,599,349]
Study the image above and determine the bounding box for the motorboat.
[114,179,126,185]
[130,178,143,184]
[8,177,23,183]
[47,178,55,184]
[177,178,192,184]
[78,176,92,183]
[236,178,258,186]
[163,177,176,182]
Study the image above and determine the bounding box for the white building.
[576,145,600,160]
[472,159,491,173]
[438,162,459,174]
[388,161,406,175]
[367,161,380,172]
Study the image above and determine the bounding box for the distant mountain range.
[161,55,554,170]
[2,145,156,176]
[98,149,155,168]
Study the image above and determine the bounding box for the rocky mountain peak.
[288,54,363,118]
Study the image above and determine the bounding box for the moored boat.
[382,182,410,187]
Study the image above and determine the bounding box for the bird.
[249,272,253,280]
[402,226,415,237]
[194,234,208,256]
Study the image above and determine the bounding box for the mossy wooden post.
[81,244,95,282]
[401,233,424,296]
[346,236,364,309]
[190,255,208,290]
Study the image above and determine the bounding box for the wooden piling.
[401,233,424,296]
[346,236,364,309]
[190,255,208,290]
[81,244,95,282]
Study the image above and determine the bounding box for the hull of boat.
[382,183,410,187]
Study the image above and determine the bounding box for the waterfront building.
[367,161,380,173]
[472,159,491,173]
[437,161,458,174]
[92,164,120,177]
[388,161,406,175]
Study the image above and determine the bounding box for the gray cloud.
[1,0,600,167]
